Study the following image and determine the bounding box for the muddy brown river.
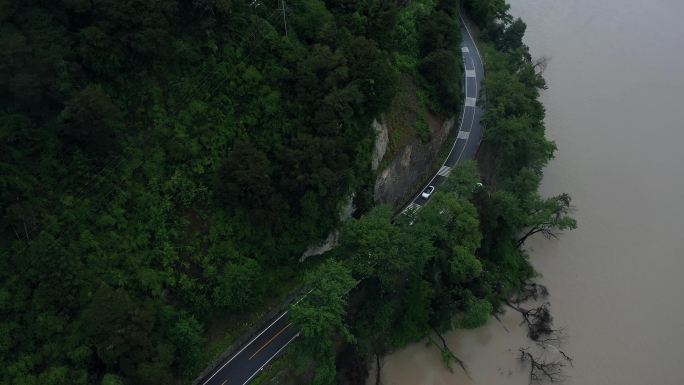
[373,0,684,384]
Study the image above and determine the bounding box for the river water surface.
[374,0,684,384]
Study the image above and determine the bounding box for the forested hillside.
[0,0,467,384]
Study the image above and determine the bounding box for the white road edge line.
[202,311,290,385]
[241,332,301,385]
[449,13,483,171]
[405,22,477,208]
[441,53,470,171]
[459,13,484,65]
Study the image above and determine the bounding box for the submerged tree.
[506,283,556,341]
[519,345,573,385]
[505,283,573,384]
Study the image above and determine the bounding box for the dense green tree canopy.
[290,260,356,385]
[0,0,446,383]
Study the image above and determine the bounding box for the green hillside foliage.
[0,0,465,384]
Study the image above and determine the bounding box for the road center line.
[249,323,292,360]
[241,332,301,385]
[202,311,289,385]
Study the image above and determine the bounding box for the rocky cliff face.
[301,108,454,261]
[371,119,389,171]
[374,115,455,208]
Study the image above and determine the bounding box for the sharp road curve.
[199,15,484,385]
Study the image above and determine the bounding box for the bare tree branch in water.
[493,311,510,332]
[532,56,551,74]
[509,281,573,384]
[506,301,557,341]
[535,328,568,346]
[506,283,560,341]
[428,329,469,377]
[511,282,549,304]
[375,353,383,385]
[519,347,571,384]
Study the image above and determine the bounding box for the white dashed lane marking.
[402,202,421,215]
[437,165,451,177]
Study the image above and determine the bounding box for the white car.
[421,185,435,199]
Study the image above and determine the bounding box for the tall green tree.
[290,260,356,385]
[516,193,577,248]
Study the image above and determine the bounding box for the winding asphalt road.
[402,15,485,214]
[199,14,484,385]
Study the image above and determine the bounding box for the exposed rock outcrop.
[374,115,455,208]
[371,119,389,171]
[299,193,354,261]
